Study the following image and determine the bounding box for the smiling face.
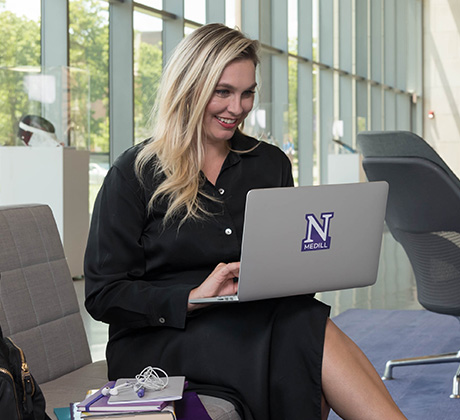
[203,59,257,146]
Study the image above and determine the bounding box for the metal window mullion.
[319,0,334,67]
[241,0,260,40]
[355,0,367,79]
[109,0,134,164]
[41,0,69,144]
[384,90,396,130]
[414,0,423,135]
[370,0,382,83]
[371,85,383,131]
[254,0,270,131]
[396,93,410,131]
[162,0,184,65]
[395,1,408,92]
[339,0,352,73]
[384,0,396,129]
[298,61,314,186]
[41,0,68,68]
[206,0,225,23]
[299,0,313,60]
[355,0,368,136]
[271,0,288,151]
[406,0,417,93]
[340,76,353,146]
[339,0,353,147]
[319,0,333,183]
[395,1,409,132]
[333,0,339,140]
[297,0,313,186]
[370,0,383,130]
[384,0,395,88]
[319,69,333,183]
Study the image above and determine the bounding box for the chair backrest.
[0,204,92,384]
[357,131,460,316]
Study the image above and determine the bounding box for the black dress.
[84,131,330,420]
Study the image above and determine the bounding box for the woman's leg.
[321,394,331,420]
[321,319,407,420]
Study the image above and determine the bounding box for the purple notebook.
[175,392,213,420]
[74,381,212,420]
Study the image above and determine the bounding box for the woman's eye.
[242,90,256,98]
[215,89,230,97]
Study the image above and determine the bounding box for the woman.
[84,23,406,420]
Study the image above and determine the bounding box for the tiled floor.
[74,227,423,362]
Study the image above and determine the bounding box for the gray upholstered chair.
[0,204,108,417]
[0,204,240,419]
[357,130,460,398]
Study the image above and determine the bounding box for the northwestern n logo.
[301,212,334,252]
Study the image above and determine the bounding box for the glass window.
[312,65,320,184]
[69,0,109,155]
[288,57,298,185]
[0,0,41,146]
[288,0,298,54]
[312,0,319,62]
[1,0,40,22]
[133,9,163,144]
[185,0,205,24]
[184,25,195,36]
[69,0,109,210]
[225,0,236,29]
[288,0,299,183]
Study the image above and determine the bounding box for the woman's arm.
[187,262,240,312]
[84,160,194,330]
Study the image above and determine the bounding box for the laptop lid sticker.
[301,212,334,252]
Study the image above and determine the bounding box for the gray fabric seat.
[0,204,240,419]
[357,130,460,398]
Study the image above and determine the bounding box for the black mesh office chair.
[357,130,460,398]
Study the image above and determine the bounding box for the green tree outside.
[69,0,164,151]
[0,10,40,145]
[134,37,162,143]
[69,0,109,153]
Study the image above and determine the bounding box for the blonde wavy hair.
[135,23,260,224]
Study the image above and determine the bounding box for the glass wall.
[133,8,162,144]
[69,0,109,208]
[0,0,41,146]
[185,0,205,24]
[1,0,423,193]
[286,0,422,185]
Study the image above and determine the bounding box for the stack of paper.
[75,376,186,419]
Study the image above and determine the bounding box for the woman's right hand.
[187,262,240,312]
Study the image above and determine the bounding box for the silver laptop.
[189,181,388,304]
